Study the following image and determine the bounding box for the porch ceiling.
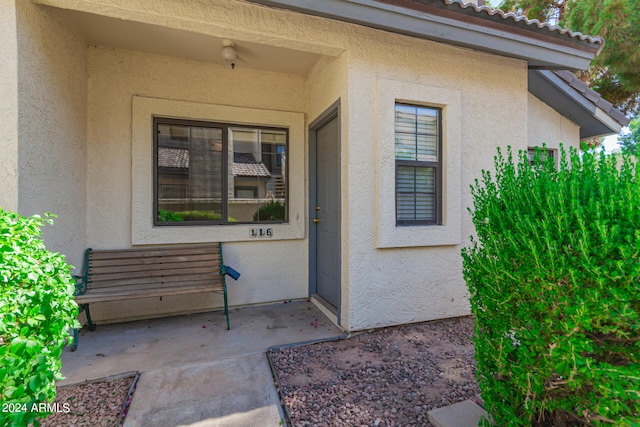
[61,9,322,76]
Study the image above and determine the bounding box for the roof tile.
[550,70,630,128]
[442,0,604,47]
[233,153,271,177]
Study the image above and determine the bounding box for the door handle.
[313,218,320,223]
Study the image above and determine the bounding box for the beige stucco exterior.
[1,1,88,268]
[2,0,585,330]
[528,92,580,151]
[1,0,19,212]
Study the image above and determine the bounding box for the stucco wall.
[15,1,87,269]
[528,93,580,152]
[22,0,585,330]
[85,46,310,322]
[0,0,19,212]
[342,28,530,330]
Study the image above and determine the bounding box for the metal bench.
[71,243,235,351]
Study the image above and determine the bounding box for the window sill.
[378,223,461,248]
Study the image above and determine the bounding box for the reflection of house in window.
[154,118,287,224]
[156,123,223,218]
[157,146,189,199]
[229,128,286,200]
[232,152,270,198]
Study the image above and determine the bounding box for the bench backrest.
[82,244,223,292]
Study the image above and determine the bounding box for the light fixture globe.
[221,39,237,68]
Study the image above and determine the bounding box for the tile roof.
[233,153,271,178]
[158,147,189,168]
[440,0,603,47]
[373,0,604,53]
[157,149,274,177]
[529,70,629,138]
[553,70,630,128]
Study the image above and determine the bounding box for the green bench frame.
[71,243,230,351]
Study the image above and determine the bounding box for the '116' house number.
[250,228,273,238]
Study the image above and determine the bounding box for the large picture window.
[395,104,442,226]
[154,117,288,225]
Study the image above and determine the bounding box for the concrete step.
[427,399,489,427]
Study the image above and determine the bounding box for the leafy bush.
[462,147,639,426]
[157,209,185,222]
[252,200,286,221]
[0,209,79,426]
[157,209,237,222]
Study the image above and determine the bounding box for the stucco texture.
[14,0,584,329]
[14,0,87,269]
[528,92,580,151]
[340,29,531,330]
[0,0,19,212]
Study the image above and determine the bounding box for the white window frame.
[376,78,462,248]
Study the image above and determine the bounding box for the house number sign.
[250,227,273,238]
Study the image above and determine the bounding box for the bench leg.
[70,304,96,351]
[224,289,230,330]
[84,304,97,331]
[70,327,78,352]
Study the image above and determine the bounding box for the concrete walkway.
[60,300,342,426]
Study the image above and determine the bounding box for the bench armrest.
[220,265,241,281]
[72,274,87,296]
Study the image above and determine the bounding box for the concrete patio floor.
[60,300,343,426]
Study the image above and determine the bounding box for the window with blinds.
[395,104,442,226]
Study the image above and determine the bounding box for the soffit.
[61,8,322,76]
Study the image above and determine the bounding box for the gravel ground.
[39,373,136,427]
[268,316,480,427]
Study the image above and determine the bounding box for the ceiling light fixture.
[221,39,237,69]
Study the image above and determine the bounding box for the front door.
[310,103,341,314]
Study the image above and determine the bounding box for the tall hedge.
[462,147,639,425]
[0,209,79,426]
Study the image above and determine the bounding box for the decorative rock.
[269,316,480,427]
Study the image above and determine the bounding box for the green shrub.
[253,200,285,221]
[0,209,79,426]
[157,209,184,222]
[157,209,237,222]
[462,147,639,426]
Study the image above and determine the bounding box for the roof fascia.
[529,70,622,139]
[245,0,596,69]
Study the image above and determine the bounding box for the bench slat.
[89,259,220,275]
[76,284,224,304]
[87,279,222,292]
[89,245,219,260]
[85,273,220,289]
[88,253,220,268]
[88,266,219,282]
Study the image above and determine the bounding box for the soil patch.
[40,372,138,427]
[268,316,479,427]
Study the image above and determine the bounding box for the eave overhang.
[245,0,602,70]
[529,70,630,139]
